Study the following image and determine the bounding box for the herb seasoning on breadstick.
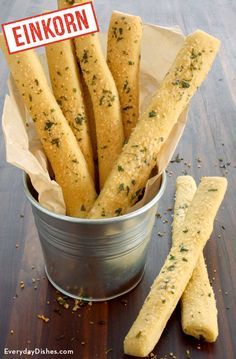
[0,34,97,218]
[124,177,227,357]
[58,0,124,189]
[58,0,98,161]
[107,11,142,139]
[88,30,221,219]
[81,75,98,161]
[46,40,95,180]
[173,176,218,342]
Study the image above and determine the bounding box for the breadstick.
[58,0,98,161]
[124,177,227,357]
[107,11,142,139]
[88,30,220,219]
[173,176,218,342]
[45,39,95,180]
[59,0,124,189]
[0,34,97,218]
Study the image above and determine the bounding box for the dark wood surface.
[0,0,236,358]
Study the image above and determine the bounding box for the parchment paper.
[1,23,186,215]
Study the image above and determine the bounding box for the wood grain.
[0,0,235,358]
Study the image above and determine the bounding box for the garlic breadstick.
[75,32,124,189]
[88,30,220,219]
[46,40,95,180]
[58,0,98,160]
[124,177,227,357]
[107,11,142,139]
[57,0,76,8]
[173,176,218,342]
[0,34,97,218]
[58,0,124,189]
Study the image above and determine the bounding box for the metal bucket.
[23,172,166,302]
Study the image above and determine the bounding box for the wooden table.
[0,1,235,358]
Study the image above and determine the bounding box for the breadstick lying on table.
[173,176,218,342]
[107,11,142,139]
[58,0,124,189]
[46,39,95,181]
[88,30,220,219]
[0,34,97,218]
[124,177,227,357]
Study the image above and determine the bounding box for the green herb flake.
[169,254,176,260]
[208,188,218,192]
[170,153,183,163]
[99,95,105,106]
[182,257,188,262]
[73,88,77,93]
[118,183,125,192]
[81,49,89,63]
[29,94,32,102]
[123,80,130,94]
[183,228,189,233]
[75,114,85,125]
[51,138,60,148]
[91,75,97,86]
[123,105,133,111]
[66,0,75,4]
[35,79,39,86]
[118,165,124,172]
[112,26,124,41]
[172,79,190,88]
[180,80,190,88]
[81,205,86,212]
[44,121,54,131]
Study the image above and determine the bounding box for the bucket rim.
[23,171,167,224]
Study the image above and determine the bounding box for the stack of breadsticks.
[1,1,227,356]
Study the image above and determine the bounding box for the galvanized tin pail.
[23,172,166,301]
